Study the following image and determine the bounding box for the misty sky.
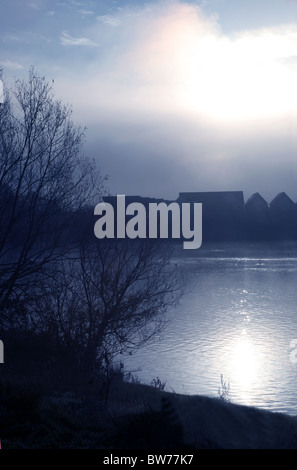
[1,0,297,202]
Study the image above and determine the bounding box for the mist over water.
[122,242,297,415]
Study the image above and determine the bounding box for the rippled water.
[122,242,297,416]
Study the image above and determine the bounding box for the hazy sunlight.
[179,29,297,121]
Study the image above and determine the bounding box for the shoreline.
[2,375,297,449]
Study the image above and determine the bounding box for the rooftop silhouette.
[103,191,297,242]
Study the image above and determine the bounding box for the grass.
[1,373,297,449]
[218,374,231,402]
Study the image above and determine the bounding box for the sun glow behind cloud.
[49,1,297,199]
[179,25,297,121]
[60,1,297,125]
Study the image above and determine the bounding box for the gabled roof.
[270,192,295,210]
[245,192,268,210]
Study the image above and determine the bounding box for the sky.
[1,0,297,202]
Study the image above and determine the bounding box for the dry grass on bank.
[1,375,297,449]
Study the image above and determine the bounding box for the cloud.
[29,3,41,9]
[0,60,24,69]
[61,1,297,122]
[60,31,98,46]
[53,1,297,199]
[71,0,88,6]
[78,9,94,17]
[96,15,122,27]
[2,30,52,46]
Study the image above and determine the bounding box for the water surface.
[122,242,297,415]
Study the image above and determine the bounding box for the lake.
[122,241,297,416]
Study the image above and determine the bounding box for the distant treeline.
[103,191,297,242]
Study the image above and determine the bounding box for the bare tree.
[0,68,105,313]
[26,239,182,372]
[0,68,182,379]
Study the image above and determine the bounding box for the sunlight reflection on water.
[121,243,297,415]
